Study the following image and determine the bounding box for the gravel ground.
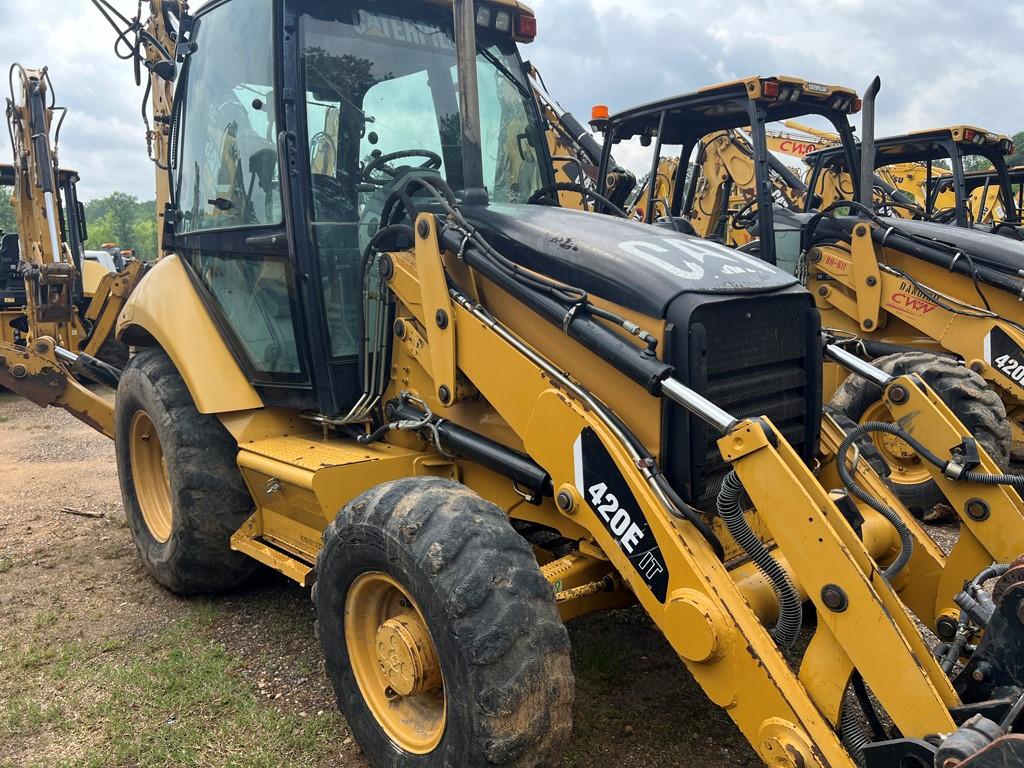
[0,391,970,768]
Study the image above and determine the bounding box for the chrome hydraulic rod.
[660,377,739,435]
[825,343,894,388]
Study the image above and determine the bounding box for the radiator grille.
[665,292,821,510]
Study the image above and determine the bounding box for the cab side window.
[176,0,281,232]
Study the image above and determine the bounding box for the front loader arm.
[385,213,974,768]
[824,344,1024,633]
[809,226,1024,405]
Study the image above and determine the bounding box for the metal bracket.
[850,223,882,332]
[413,214,456,406]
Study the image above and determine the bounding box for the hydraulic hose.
[717,472,802,648]
[961,469,1024,487]
[836,423,915,580]
[840,697,870,767]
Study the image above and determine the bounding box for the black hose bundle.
[835,422,915,580]
[716,472,802,648]
[840,701,870,766]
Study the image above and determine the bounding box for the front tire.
[830,352,1011,520]
[314,477,573,767]
[114,348,257,594]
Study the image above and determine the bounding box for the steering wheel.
[732,198,759,230]
[928,207,959,224]
[362,150,442,187]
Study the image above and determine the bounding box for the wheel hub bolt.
[375,612,442,697]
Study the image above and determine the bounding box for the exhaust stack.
[858,76,882,210]
[453,0,488,206]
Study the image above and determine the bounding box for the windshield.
[296,1,548,357]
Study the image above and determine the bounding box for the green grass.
[572,631,635,689]
[0,605,346,768]
[0,415,10,424]
[0,555,13,573]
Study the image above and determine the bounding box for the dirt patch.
[0,393,763,767]
[0,392,966,768]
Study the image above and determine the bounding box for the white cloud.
[1,0,1021,204]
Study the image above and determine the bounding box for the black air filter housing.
[664,287,822,509]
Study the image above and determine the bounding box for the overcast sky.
[1,0,1021,201]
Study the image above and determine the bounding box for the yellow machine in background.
[2,65,147,420]
[591,77,1024,524]
[4,4,1024,767]
[619,127,810,247]
[804,125,1021,234]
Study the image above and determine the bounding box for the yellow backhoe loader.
[3,65,147,385]
[592,78,1024,520]
[803,126,1022,236]
[6,4,1024,767]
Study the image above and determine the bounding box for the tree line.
[0,190,158,262]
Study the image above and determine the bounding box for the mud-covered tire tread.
[94,338,130,371]
[314,477,573,767]
[114,347,256,594]
[829,351,1011,518]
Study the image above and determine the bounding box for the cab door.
[168,0,317,409]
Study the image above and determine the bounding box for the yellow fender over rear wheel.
[314,477,574,766]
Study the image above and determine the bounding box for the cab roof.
[603,76,860,144]
[805,125,1014,168]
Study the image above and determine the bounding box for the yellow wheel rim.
[861,401,931,486]
[345,572,446,754]
[129,410,173,543]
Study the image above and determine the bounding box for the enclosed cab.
[803,125,1021,233]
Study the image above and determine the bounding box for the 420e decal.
[573,428,670,602]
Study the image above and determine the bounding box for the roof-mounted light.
[476,7,491,26]
[515,13,537,42]
[494,10,512,33]
[761,80,780,99]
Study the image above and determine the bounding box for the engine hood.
[875,217,1024,274]
[463,204,799,317]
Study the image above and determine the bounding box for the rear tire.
[114,347,256,594]
[314,477,573,767]
[94,338,130,371]
[830,352,1011,521]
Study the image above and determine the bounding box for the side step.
[231,511,315,587]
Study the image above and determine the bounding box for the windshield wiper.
[477,46,531,101]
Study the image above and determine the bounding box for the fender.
[79,258,110,298]
[116,254,262,414]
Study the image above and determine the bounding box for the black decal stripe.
[575,428,670,602]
